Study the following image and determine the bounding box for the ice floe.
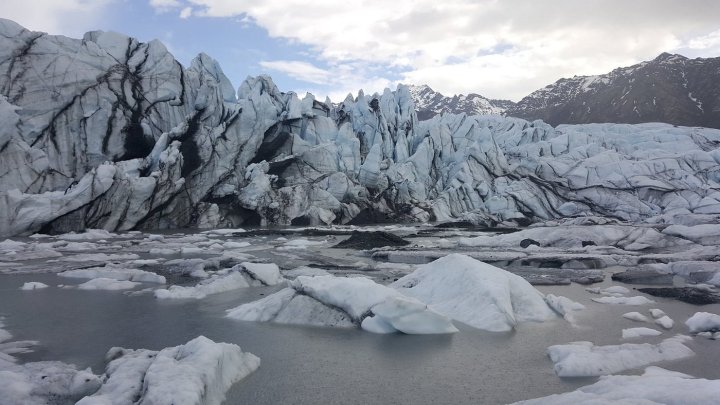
[0,318,100,404]
[155,263,286,299]
[77,336,259,405]
[228,274,457,334]
[655,315,675,329]
[59,266,166,284]
[623,312,650,322]
[57,229,118,241]
[622,327,662,339]
[513,367,720,404]
[282,266,332,278]
[592,296,656,305]
[239,262,285,286]
[392,254,556,332]
[544,295,585,323]
[546,335,694,377]
[19,282,49,290]
[650,308,667,318]
[685,312,720,333]
[77,278,139,291]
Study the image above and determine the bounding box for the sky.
[2,0,720,102]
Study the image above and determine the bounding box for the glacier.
[2,18,720,237]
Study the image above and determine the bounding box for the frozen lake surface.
[1,223,719,404]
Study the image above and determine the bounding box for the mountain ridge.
[406,84,514,120]
[407,53,720,128]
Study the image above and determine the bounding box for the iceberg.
[546,335,694,377]
[392,254,556,332]
[227,274,458,334]
[77,336,260,405]
[513,367,720,404]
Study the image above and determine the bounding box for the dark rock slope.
[508,53,720,129]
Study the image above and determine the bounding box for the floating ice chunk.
[392,254,556,332]
[0,370,35,403]
[5,249,63,261]
[0,239,26,252]
[223,241,251,249]
[279,238,326,250]
[362,295,458,334]
[545,294,585,323]
[2,317,99,401]
[622,327,662,339]
[149,248,177,255]
[294,275,457,334]
[655,315,674,329]
[131,259,163,266]
[282,266,331,278]
[685,312,720,333]
[77,336,259,405]
[641,366,695,378]
[592,296,655,305]
[546,335,694,377]
[650,308,666,318]
[59,267,166,284]
[181,247,205,255]
[200,228,246,236]
[512,367,720,404]
[154,271,250,299]
[57,229,117,241]
[227,288,355,328]
[60,242,102,251]
[0,362,101,404]
[601,286,630,296]
[294,275,402,320]
[0,322,38,377]
[20,282,49,290]
[360,315,398,334]
[61,253,140,262]
[623,312,650,322]
[77,278,139,290]
[228,275,457,334]
[238,262,285,286]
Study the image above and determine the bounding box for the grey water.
[2,270,719,404]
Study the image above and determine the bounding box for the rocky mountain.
[2,18,720,238]
[407,84,514,120]
[507,53,720,128]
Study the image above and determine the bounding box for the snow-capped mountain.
[2,18,720,238]
[407,84,514,120]
[507,53,720,128]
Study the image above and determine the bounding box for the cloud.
[259,59,398,102]
[149,0,181,9]
[151,1,720,99]
[0,0,115,37]
[686,29,720,52]
[259,60,331,84]
[179,7,193,19]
